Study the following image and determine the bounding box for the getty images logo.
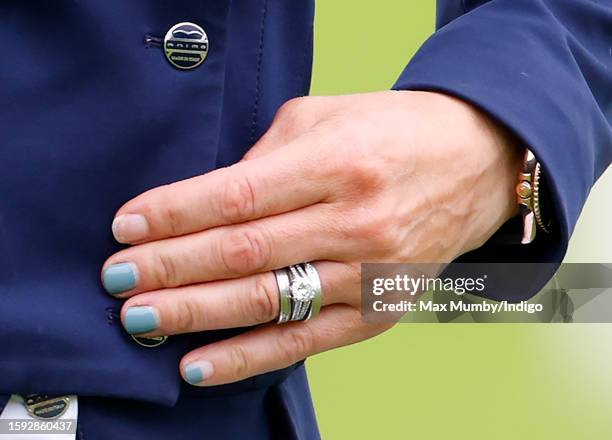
[164,22,209,70]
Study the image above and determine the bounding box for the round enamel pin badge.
[164,22,209,70]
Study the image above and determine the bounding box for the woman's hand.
[101,91,522,386]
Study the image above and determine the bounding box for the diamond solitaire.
[290,276,316,301]
[288,264,321,321]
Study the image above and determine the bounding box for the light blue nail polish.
[124,306,158,334]
[185,365,204,385]
[103,263,138,295]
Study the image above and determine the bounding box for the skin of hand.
[101,91,522,386]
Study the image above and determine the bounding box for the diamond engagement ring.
[273,263,322,324]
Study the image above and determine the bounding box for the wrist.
[454,97,524,254]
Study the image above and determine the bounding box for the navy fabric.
[0,0,610,437]
[0,0,314,407]
[75,365,319,440]
[1,0,233,405]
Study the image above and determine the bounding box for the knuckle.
[273,97,316,135]
[160,203,184,237]
[345,209,399,253]
[343,158,384,192]
[320,141,385,196]
[138,183,185,237]
[336,262,363,291]
[278,326,314,364]
[277,97,307,121]
[245,275,278,323]
[367,224,399,252]
[228,344,251,379]
[154,252,180,287]
[219,226,272,275]
[219,173,257,223]
[171,299,202,333]
[344,261,363,280]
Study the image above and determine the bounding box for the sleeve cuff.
[392,1,602,298]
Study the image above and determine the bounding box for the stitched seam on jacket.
[249,0,269,145]
[300,9,314,97]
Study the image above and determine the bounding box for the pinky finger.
[179,305,390,387]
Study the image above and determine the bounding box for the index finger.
[111,136,331,244]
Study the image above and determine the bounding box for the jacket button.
[131,335,168,348]
[164,22,209,70]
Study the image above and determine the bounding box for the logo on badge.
[164,22,209,70]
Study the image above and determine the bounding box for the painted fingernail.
[112,214,149,243]
[123,306,159,334]
[184,361,214,385]
[103,262,138,295]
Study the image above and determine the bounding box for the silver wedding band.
[274,263,322,324]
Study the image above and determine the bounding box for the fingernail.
[112,214,149,243]
[184,361,214,385]
[124,306,159,334]
[103,262,138,295]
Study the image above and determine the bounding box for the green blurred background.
[306,2,612,439]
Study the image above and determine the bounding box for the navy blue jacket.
[0,0,610,437]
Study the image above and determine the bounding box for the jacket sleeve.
[394,0,612,299]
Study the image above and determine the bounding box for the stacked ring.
[274,269,292,324]
[274,263,322,324]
